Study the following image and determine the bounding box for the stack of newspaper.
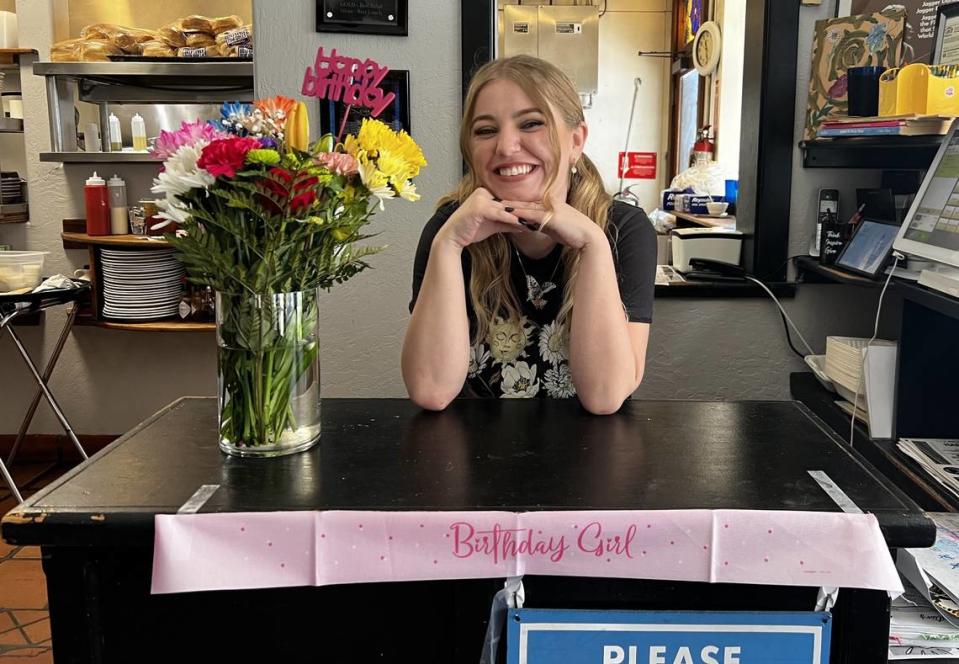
[898,439,959,500]
[895,513,959,660]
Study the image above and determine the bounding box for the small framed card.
[316,0,408,36]
[319,69,411,137]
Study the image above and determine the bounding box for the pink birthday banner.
[151,510,903,595]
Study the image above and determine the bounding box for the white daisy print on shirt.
[544,364,576,398]
[537,321,568,366]
[488,316,534,366]
[468,344,491,378]
[500,362,540,398]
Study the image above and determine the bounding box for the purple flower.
[258,137,278,149]
[828,74,849,99]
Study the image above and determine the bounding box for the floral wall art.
[804,8,906,141]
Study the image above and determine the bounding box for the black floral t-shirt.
[409,201,657,399]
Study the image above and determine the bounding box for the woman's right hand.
[434,187,528,250]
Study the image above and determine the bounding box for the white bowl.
[706,201,729,216]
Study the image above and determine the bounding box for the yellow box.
[879,63,959,117]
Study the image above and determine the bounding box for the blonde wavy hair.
[439,55,613,346]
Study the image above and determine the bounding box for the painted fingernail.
[517,219,532,228]
[505,206,515,213]
[529,223,540,231]
[491,196,502,202]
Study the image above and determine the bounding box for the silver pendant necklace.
[512,243,562,310]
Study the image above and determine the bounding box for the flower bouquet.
[150,97,426,456]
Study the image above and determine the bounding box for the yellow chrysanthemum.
[354,119,426,178]
[376,148,415,184]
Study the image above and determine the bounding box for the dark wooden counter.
[1,398,932,663]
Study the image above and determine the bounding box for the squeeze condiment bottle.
[107,174,128,234]
[131,113,147,151]
[84,172,110,236]
[108,112,122,151]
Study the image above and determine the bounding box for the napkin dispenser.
[670,227,743,273]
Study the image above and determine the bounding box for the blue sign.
[507,609,831,664]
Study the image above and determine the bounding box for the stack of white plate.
[0,171,22,203]
[824,336,896,410]
[100,248,184,320]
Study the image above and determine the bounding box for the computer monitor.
[894,119,959,271]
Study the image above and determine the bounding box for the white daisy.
[538,321,568,366]
[469,344,490,378]
[500,362,540,398]
[544,364,576,398]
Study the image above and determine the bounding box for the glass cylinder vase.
[215,289,321,457]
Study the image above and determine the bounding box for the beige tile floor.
[0,461,69,663]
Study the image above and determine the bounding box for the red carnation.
[198,137,261,178]
[259,167,319,215]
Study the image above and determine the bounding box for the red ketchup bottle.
[84,171,110,236]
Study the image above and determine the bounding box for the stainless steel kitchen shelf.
[39,152,157,163]
[33,61,254,91]
[0,117,23,133]
[34,60,254,154]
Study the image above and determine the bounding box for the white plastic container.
[0,251,47,292]
[131,113,147,151]
[670,227,743,273]
[107,174,128,234]
[108,113,122,151]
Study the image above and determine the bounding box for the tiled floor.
[0,461,70,663]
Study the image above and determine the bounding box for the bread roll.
[177,15,213,33]
[141,41,176,57]
[185,32,215,47]
[157,25,187,48]
[211,15,243,33]
[51,38,84,62]
[77,39,123,62]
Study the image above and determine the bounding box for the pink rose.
[316,151,358,176]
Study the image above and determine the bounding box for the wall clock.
[692,21,722,76]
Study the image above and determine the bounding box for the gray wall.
[0,0,891,436]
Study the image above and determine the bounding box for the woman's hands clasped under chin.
[434,187,529,251]
[499,198,605,250]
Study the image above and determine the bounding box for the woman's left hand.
[498,199,604,250]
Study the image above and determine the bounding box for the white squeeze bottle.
[131,113,147,151]
[108,112,122,151]
[107,174,128,234]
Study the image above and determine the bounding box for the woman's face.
[468,78,585,203]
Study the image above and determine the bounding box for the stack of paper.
[889,584,959,660]
[898,440,959,501]
[894,513,959,660]
[824,337,898,437]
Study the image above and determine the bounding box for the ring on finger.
[539,211,554,232]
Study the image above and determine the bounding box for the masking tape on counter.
[178,484,220,514]
[808,470,863,514]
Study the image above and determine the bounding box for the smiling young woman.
[402,55,657,414]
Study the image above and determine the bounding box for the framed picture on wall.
[677,0,706,49]
[319,70,411,138]
[934,3,959,64]
[315,0,408,36]
[837,0,959,63]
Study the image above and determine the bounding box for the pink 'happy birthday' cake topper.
[301,47,396,119]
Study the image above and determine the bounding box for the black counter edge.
[655,281,796,298]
